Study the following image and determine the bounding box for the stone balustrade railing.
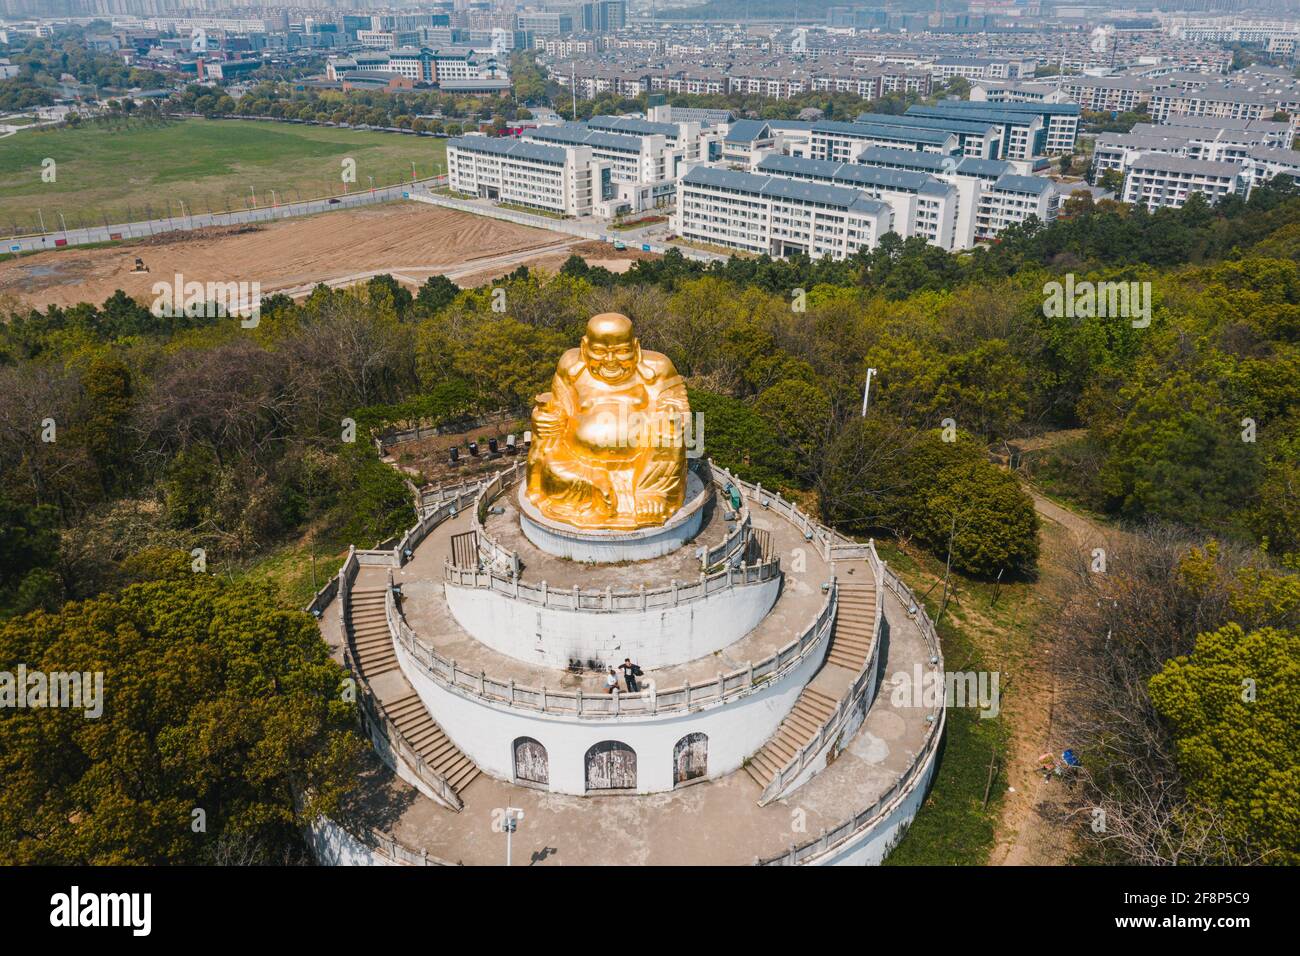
[442,554,782,612]
[336,550,465,813]
[755,566,946,865]
[757,540,887,806]
[390,566,837,719]
[469,460,526,575]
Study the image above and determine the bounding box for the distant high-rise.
[580,0,627,34]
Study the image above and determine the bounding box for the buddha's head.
[581,313,639,385]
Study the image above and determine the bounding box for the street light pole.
[503,807,523,866]
[861,367,877,417]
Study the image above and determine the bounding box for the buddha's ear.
[635,340,653,379]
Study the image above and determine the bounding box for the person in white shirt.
[606,668,619,694]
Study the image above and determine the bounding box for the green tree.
[0,570,363,864]
[1148,621,1300,864]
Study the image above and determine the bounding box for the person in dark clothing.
[621,658,643,693]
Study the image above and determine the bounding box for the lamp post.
[861,367,877,417]
[503,807,523,866]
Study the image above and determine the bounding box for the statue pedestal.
[517,470,708,563]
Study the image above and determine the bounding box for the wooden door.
[585,741,636,791]
[673,733,708,786]
[513,737,548,786]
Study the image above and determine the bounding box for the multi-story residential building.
[754,153,961,250]
[523,122,686,204]
[930,56,1037,81]
[1148,85,1285,123]
[973,175,1060,240]
[1053,76,1155,114]
[672,165,893,260]
[969,80,1067,105]
[447,136,599,216]
[1138,115,1295,151]
[1120,154,1249,210]
[907,101,1080,157]
[1245,145,1300,188]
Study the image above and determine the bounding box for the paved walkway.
[397,491,835,697]
[336,583,932,866]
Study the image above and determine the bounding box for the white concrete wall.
[307,817,399,866]
[519,503,704,563]
[443,575,781,670]
[396,627,827,795]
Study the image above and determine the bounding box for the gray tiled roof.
[756,152,939,193]
[588,114,680,137]
[991,173,1055,196]
[955,156,1014,178]
[681,164,889,214]
[725,119,773,144]
[447,136,568,164]
[526,123,644,152]
[813,119,955,145]
[854,111,997,136]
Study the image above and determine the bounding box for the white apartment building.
[1053,76,1155,113]
[1140,115,1295,151]
[672,165,892,260]
[1120,154,1248,211]
[973,175,1061,240]
[446,136,600,217]
[586,114,707,162]
[1246,146,1300,188]
[523,123,683,203]
[754,153,961,250]
[1148,86,1283,123]
[930,57,1037,81]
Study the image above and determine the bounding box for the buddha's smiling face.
[582,314,638,385]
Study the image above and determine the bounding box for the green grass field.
[0,117,447,235]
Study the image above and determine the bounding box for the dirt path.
[988,481,1127,865]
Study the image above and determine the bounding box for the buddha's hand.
[635,496,668,521]
[532,404,565,439]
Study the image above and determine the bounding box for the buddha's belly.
[570,405,644,461]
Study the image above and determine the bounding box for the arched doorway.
[673,733,708,786]
[585,740,636,791]
[513,736,548,787]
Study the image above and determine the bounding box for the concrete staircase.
[825,580,876,671]
[345,584,480,798]
[348,587,398,678]
[743,686,839,791]
[385,690,481,793]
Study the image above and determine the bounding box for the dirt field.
[0,203,650,310]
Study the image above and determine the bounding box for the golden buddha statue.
[526,313,689,530]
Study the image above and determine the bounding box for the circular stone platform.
[516,469,708,563]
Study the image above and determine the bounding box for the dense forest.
[1,175,1297,863]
